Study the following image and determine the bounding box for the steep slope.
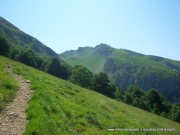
[0,56,180,135]
[59,44,180,103]
[0,16,59,60]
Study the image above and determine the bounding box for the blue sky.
[0,0,180,60]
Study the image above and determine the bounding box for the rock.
[26,80,31,83]
[25,95,29,99]
[7,112,18,118]
[7,64,11,68]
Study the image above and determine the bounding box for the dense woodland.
[0,33,180,123]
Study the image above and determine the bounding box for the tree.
[46,58,62,78]
[15,50,37,67]
[60,63,71,80]
[0,34,10,56]
[114,87,124,101]
[93,72,110,94]
[146,88,162,111]
[69,65,93,88]
[171,104,180,123]
[160,95,172,115]
[126,85,143,98]
[107,83,117,98]
[124,85,144,105]
[9,47,19,60]
[153,103,160,115]
[125,94,133,104]
[138,96,151,111]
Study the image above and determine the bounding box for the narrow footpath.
[0,65,32,135]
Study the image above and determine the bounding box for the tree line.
[0,33,180,123]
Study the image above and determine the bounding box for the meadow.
[0,56,180,135]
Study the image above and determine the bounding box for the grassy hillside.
[59,47,106,74]
[0,56,180,135]
[59,44,180,103]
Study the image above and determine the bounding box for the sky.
[0,0,180,60]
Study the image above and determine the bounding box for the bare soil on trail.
[0,65,32,135]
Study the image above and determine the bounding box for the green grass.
[0,56,180,135]
[0,57,19,112]
[60,47,106,74]
[60,45,179,79]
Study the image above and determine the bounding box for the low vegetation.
[0,57,18,111]
[0,56,180,135]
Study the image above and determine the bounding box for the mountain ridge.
[59,44,180,103]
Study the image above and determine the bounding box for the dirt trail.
[0,65,32,135]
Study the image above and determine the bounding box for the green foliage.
[153,103,160,115]
[146,89,163,111]
[93,72,110,94]
[124,86,144,105]
[0,34,10,57]
[114,87,124,101]
[9,47,19,60]
[69,65,93,88]
[125,94,133,104]
[117,86,179,123]
[15,50,38,67]
[107,83,116,98]
[46,58,62,78]
[171,104,180,123]
[46,58,70,80]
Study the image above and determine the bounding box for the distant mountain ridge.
[0,16,59,60]
[59,44,180,103]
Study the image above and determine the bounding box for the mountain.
[1,56,180,134]
[0,16,59,60]
[59,43,180,103]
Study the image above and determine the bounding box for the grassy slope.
[0,56,180,135]
[60,48,106,74]
[60,45,179,79]
[109,49,176,77]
